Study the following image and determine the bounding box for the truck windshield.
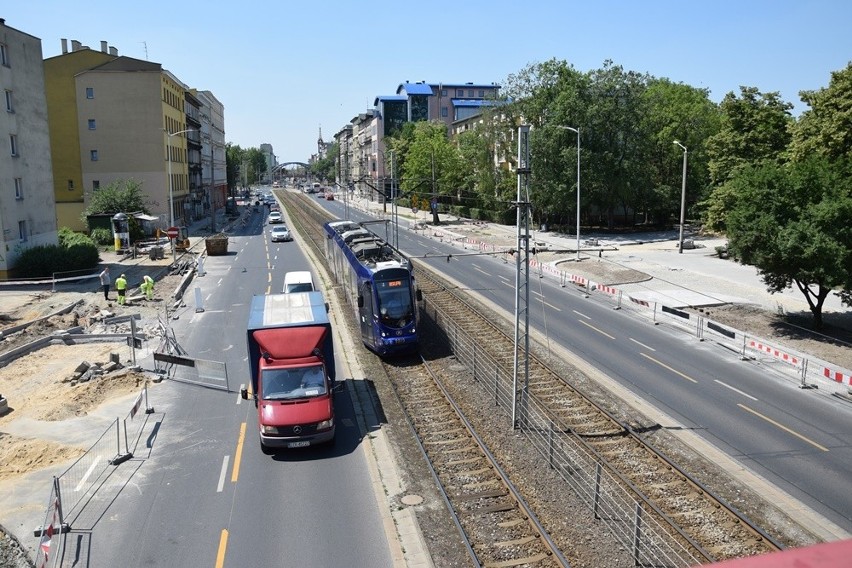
[375,280,414,328]
[261,364,327,400]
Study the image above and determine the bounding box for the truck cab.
[243,293,336,453]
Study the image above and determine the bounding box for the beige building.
[0,19,58,277]
[45,39,208,231]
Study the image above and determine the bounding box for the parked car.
[268,211,283,224]
[270,225,292,242]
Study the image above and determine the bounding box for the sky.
[4,1,850,162]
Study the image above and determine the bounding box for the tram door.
[359,282,375,347]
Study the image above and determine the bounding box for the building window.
[456,89,464,97]
[0,43,9,67]
[86,87,94,99]
[92,180,100,191]
[467,90,473,97]
[67,179,74,191]
[18,220,27,242]
[441,89,447,97]
[90,150,98,161]
[88,119,96,130]
[15,178,23,199]
[10,134,18,156]
[478,90,485,97]
[441,106,448,118]
[4,90,12,112]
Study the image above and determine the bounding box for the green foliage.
[82,179,151,222]
[789,62,852,162]
[15,229,100,278]
[726,157,852,328]
[89,227,113,246]
[705,87,793,186]
[311,142,338,182]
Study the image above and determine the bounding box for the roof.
[451,99,504,107]
[373,95,407,106]
[397,82,434,95]
[85,56,161,73]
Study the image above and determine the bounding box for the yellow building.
[44,39,192,232]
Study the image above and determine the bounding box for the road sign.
[166,226,179,239]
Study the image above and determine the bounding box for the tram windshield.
[375,278,414,328]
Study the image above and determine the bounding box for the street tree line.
[381,59,852,327]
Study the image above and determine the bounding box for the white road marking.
[629,337,656,351]
[75,457,101,492]
[217,456,230,492]
[714,379,758,401]
[573,310,591,319]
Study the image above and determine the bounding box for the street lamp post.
[557,126,581,261]
[673,141,688,254]
[165,128,197,259]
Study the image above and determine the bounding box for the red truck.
[242,292,336,453]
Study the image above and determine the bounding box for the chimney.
[61,38,68,54]
[109,47,118,56]
[71,40,81,51]
[100,41,107,53]
[0,19,6,26]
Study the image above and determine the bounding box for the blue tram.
[324,220,420,355]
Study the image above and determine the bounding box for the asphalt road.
[66,207,395,567]
[320,193,852,537]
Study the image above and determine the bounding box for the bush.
[14,229,100,278]
[89,227,113,246]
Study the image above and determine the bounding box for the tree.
[789,62,852,162]
[399,121,462,225]
[639,78,719,226]
[82,179,151,220]
[725,157,852,329]
[705,87,793,186]
[311,142,338,183]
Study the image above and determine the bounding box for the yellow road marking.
[231,422,246,483]
[639,352,697,383]
[214,529,229,568]
[578,319,614,339]
[738,404,829,452]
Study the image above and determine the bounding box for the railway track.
[278,190,785,566]
[384,355,569,567]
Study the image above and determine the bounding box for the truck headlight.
[261,425,279,435]
[317,418,333,430]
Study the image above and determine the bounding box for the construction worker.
[115,273,128,305]
[141,274,155,300]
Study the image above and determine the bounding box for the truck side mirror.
[240,387,248,400]
[416,289,423,302]
[357,295,364,308]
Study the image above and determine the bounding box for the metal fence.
[424,298,705,568]
[33,386,153,565]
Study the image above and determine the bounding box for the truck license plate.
[288,441,310,448]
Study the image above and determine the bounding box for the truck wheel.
[260,440,274,455]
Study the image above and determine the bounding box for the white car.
[270,225,292,242]
[268,211,282,224]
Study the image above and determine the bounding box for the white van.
[283,271,315,294]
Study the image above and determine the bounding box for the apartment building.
[0,19,58,277]
[195,89,226,218]
[338,80,501,193]
[44,39,212,230]
[43,39,118,231]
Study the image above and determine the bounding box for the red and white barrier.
[823,367,852,386]
[749,340,800,366]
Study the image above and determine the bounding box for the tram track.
[384,355,570,567]
[278,190,786,566]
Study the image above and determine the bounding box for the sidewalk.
[345,193,846,316]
